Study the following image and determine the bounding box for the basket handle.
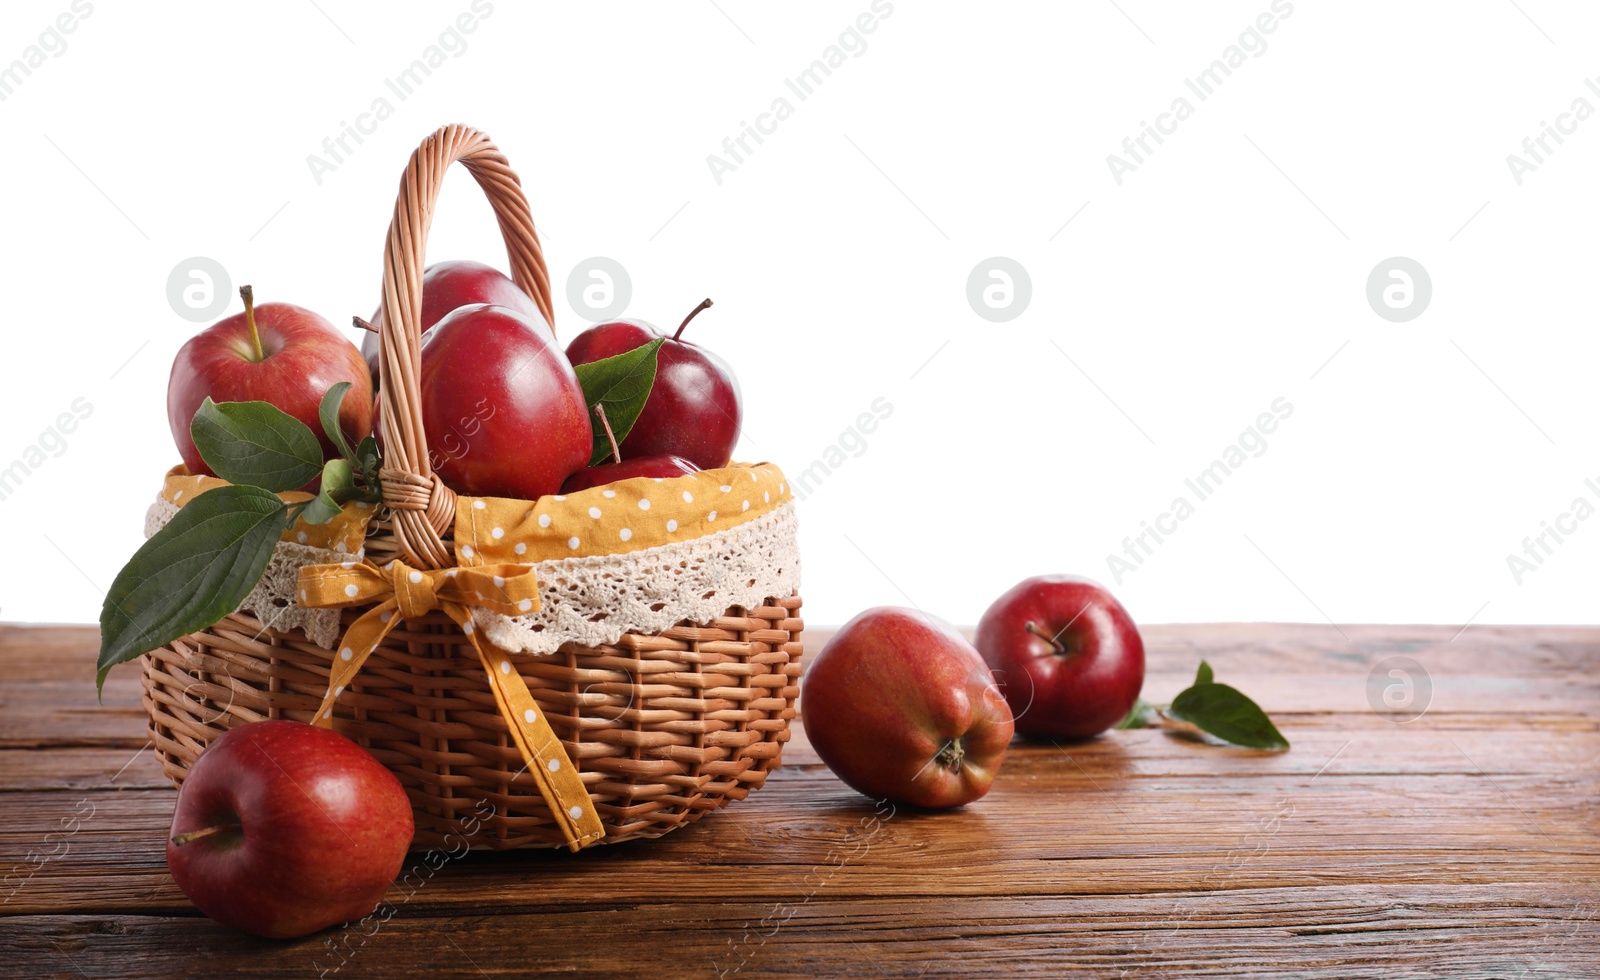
[375,125,554,570]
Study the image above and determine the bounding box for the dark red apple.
[564,299,741,471]
[975,575,1145,740]
[411,303,590,499]
[561,455,699,493]
[166,720,413,939]
[362,260,542,378]
[168,286,371,476]
[558,402,700,492]
[802,607,1014,809]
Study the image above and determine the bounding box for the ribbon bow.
[297,557,604,851]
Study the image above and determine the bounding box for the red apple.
[975,575,1145,740]
[565,299,741,471]
[558,402,700,492]
[168,286,371,477]
[802,607,1014,809]
[166,720,413,939]
[411,303,590,499]
[561,455,699,493]
[362,260,542,379]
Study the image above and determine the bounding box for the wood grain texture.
[1,623,1596,978]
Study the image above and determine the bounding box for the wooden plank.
[0,626,147,751]
[0,746,166,792]
[3,723,1594,916]
[5,624,1597,746]
[3,624,1597,753]
[1,623,1595,978]
[4,713,1594,793]
[11,622,1600,687]
[4,885,1596,979]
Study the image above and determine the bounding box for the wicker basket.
[140,124,803,850]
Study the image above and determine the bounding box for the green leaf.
[318,382,356,461]
[572,338,664,465]
[1195,660,1214,686]
[356,435,379,477]
[298,497,341,526]
[299,458,354,526]
[191,398,323,491]
[1166,681,1290,750]
[1114,697,1159,730]
[97,485,288,693]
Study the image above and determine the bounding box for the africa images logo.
[1106,398,1293,584]
[1105,1,1294,185]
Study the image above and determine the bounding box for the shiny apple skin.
[415,303,589,499]
[975,575,1145,741]
[802,607,1014,809]
[167,303,372,477]
[165,720,412,939]
[564,320,742,470]
[560,454,699,493]
[409,301,592,496]
[363,260,542,377]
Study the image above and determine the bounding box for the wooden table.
[1,623,1595,978]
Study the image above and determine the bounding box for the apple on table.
[801,607,1014,809]
[975,575,1145,740]
[166,720,413,939]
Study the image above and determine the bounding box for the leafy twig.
[1115,660,1289,750]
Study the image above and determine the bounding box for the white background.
[0,0,1595,629]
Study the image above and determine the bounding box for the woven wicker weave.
[140,125,803,849]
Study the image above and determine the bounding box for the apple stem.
[352,315,379,334]
[934,737,965,772]
[1025,622,1067,655]
[239,285,265,362]
[171,823,242,847]
[673,298,713,341]
[594,403,622,464]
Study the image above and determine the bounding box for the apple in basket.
[168,286,372,478]
[561,453,699,493]
[166,720,413,939]
[559,401,700,493]
[362,259,542,379]
[565,299,742,471]
[802,607,1015,809]
[393,302,590,499]
[975,575,1145,740]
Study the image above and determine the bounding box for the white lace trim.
[474,502,800,655]
[145,497,352,649]
[144,495,800,654]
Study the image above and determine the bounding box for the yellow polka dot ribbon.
[159,465,373,553]
[296,557,604,851]
[454,462,792,566]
